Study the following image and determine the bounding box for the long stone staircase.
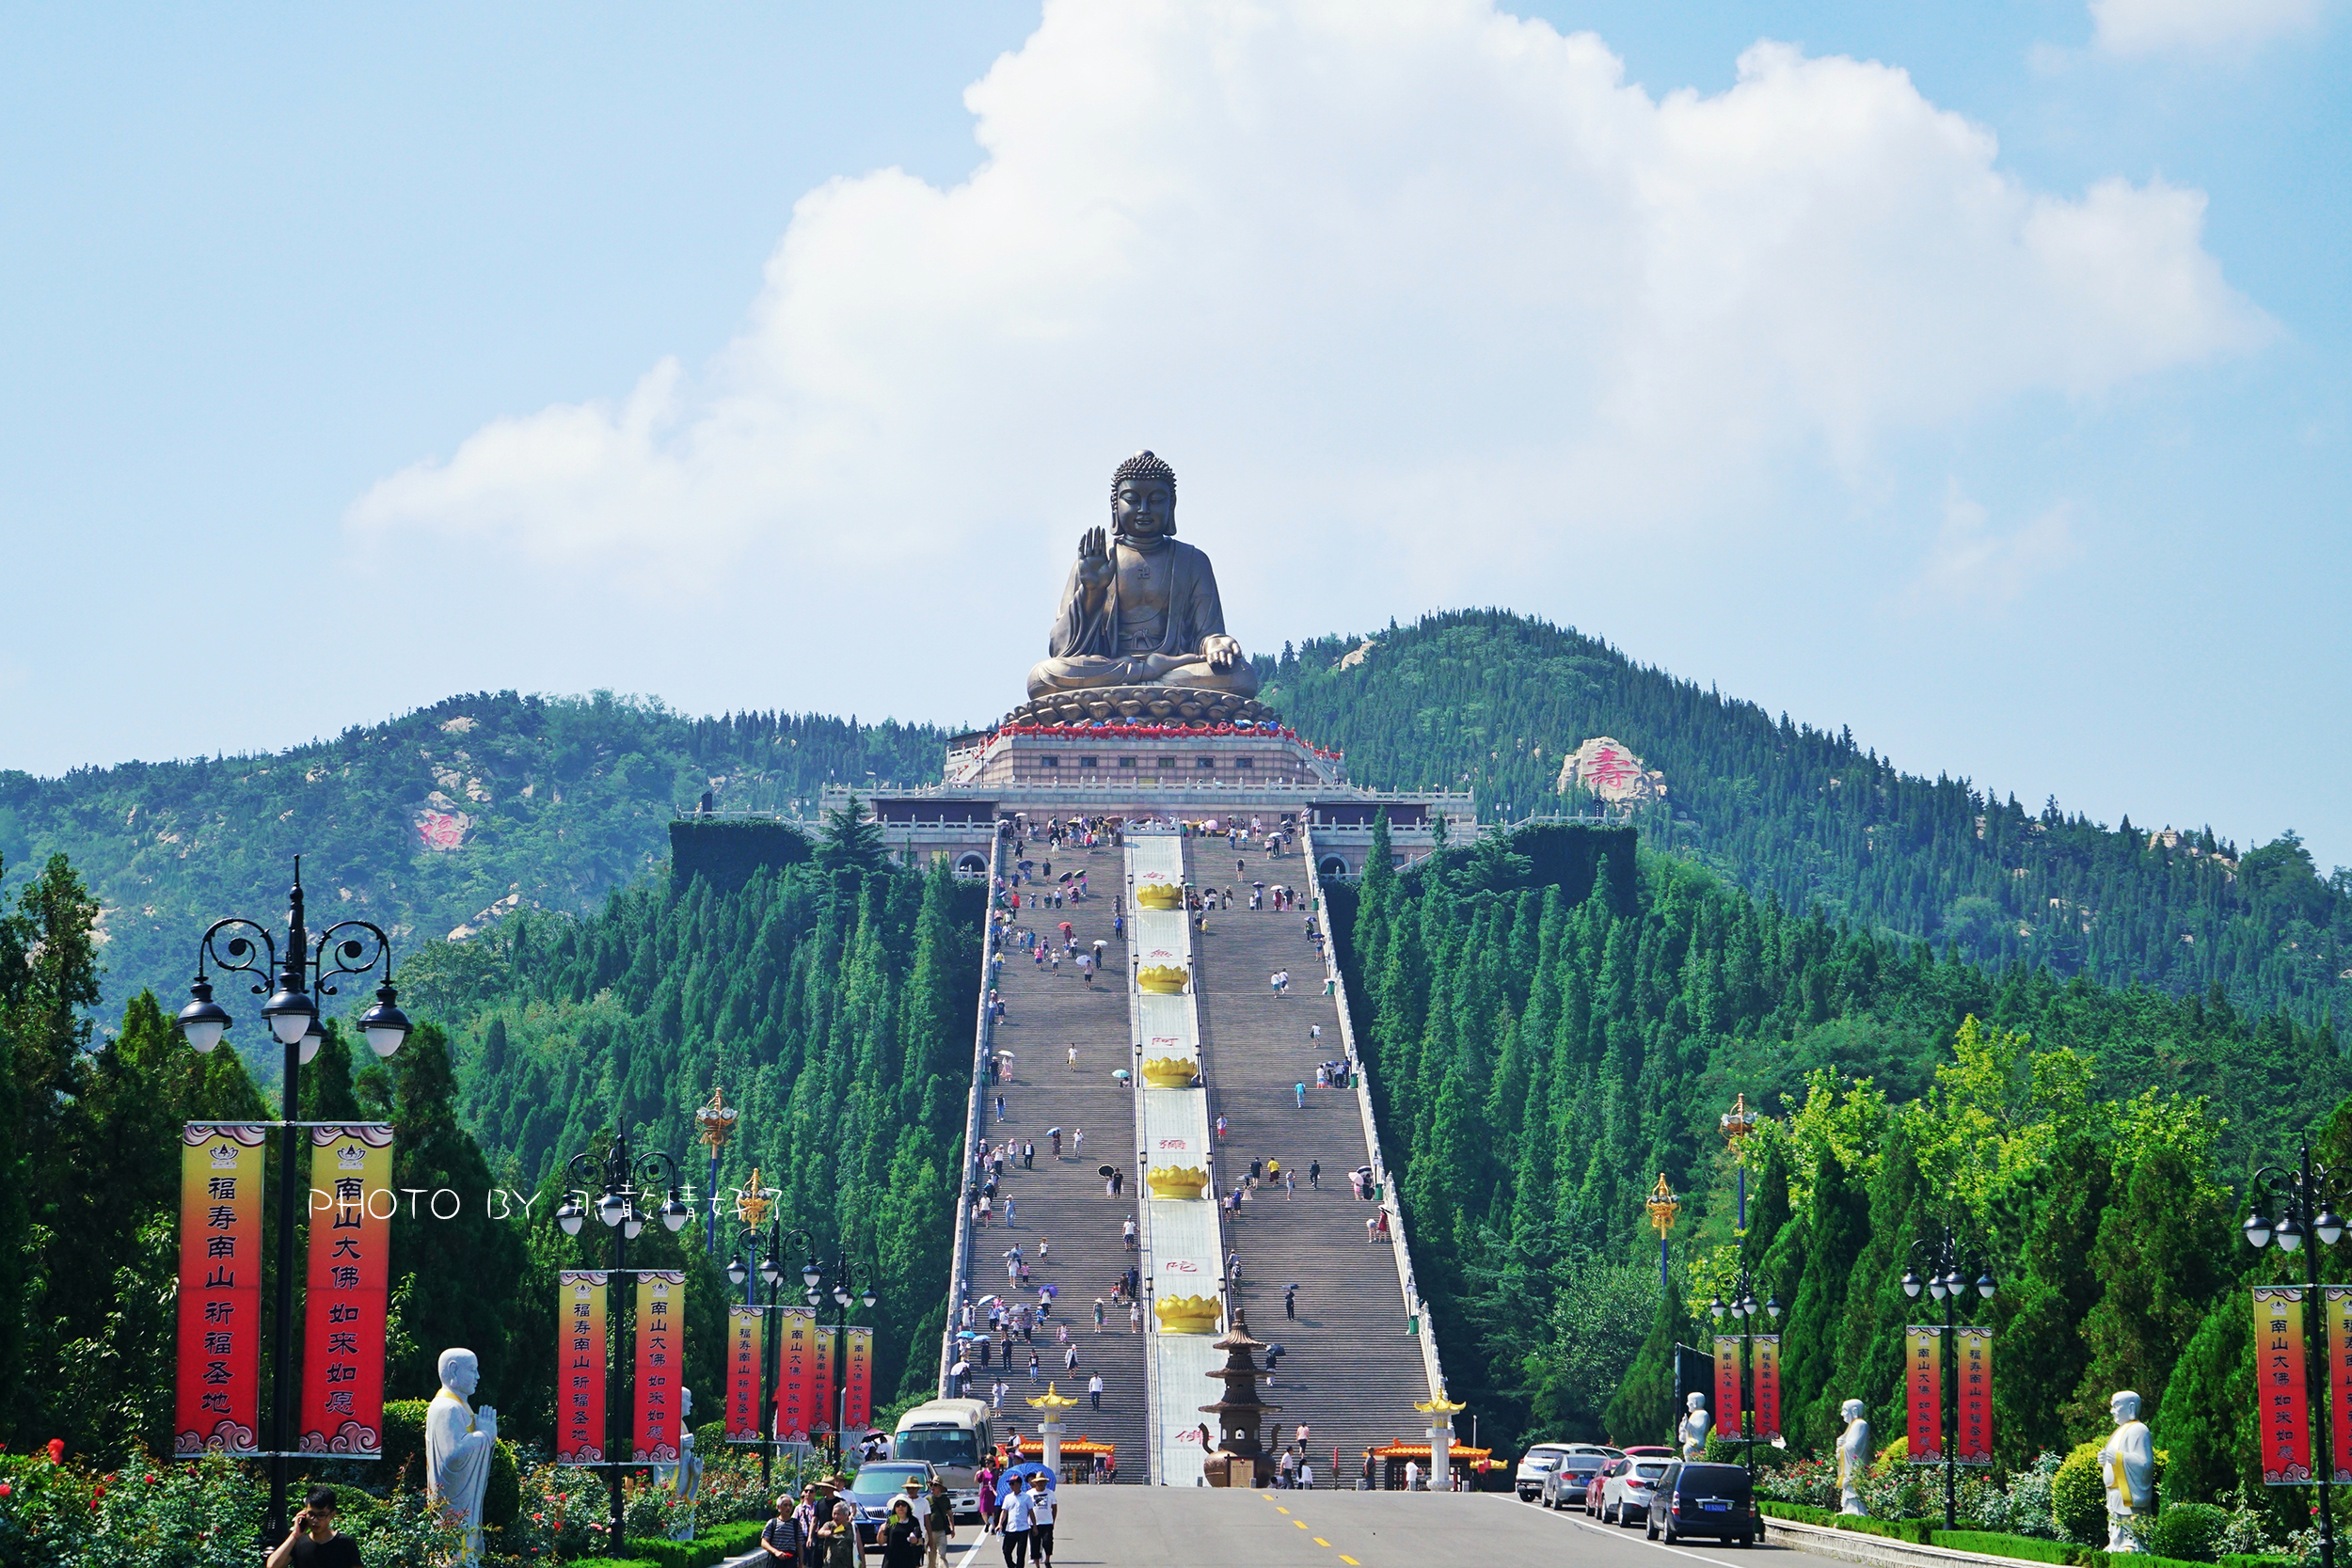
[1183,836,1437,1487]
[976,834,1149,1481]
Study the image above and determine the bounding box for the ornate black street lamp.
[1902,1222,1997,1529]
[2242,1146,2351,1568]
[1708,1260,1780,1481]
[175,857,412,1549]
[716,1170,870,1490]
[554,1129,692,1545]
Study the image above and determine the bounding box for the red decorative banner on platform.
[1907,1325,1944,1464]
[297,1125,393,1455]
[774,1307,817,1442]
[557,1272,608,1465]
[726,1307,766,1442]
[2259,1286,2313,1485]
[1956,1327,1994,1465]
[809,1325,840,1437]
[1713,1336,1742,1441]
[634,1271,685,1463]
[1753,1335,1782,1442]
[175,1124,267,1456]
[843,1326,874,1433]
[2326,1289,2352,1484]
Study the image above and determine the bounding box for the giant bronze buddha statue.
[1025,451,1261,717]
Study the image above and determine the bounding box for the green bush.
[700,1519,768,1552]
[2151,1503,2231,1562]
[564,1559,663,1568]
[2054,1442,2109,1545]
[1934,1530,2073,1562]
[320,1482,381,1524]
[484,1438,519,1527]
[1756,1500,1933,1544]
[380,1398,432,1488]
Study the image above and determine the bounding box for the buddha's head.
[2110,1390,2140,1425]
[1841,1399,1866,1423]
[1112,450,1177,541]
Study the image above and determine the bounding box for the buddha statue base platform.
[1000,685,1274,731]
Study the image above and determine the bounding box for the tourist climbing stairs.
[1182,834,1438,1485]
[972,832,1149,1481]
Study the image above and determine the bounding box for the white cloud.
[347,0,2266,705]
[1911,488,2082,610]
[2090,0,2319,55]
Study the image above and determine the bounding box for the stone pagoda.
[1199,1309,1281,1488]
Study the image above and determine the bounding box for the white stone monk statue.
[1836,1400,1871,1515]
[2101,1390,2154,1553]
[663,1386,704,1541]
[425,1347,499,1567]
[1679,1391,1711,1460]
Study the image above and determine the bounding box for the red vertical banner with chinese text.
[809,1325,840,1437]
[557,1272,608,1465]
[297,1124,393,1455]
[175,1124,267,1456]
[726,1307,766,1442]
[1956,1327,1994,1465]
[634,1271,685,1462]
[844,1326,874,1433]
[1752,1335,1782,1443]
[774,1307,815,1442]
[1713,1336,1742,1441]
[2325,1289,2352,1484]
[2258,1287,2313,1484]
[1907,1325,1944,1463]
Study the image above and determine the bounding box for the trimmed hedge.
[565,1559,663,1568]
[1934,1531,2072,1562]
[1759,1500,1936,1544]
[618,1521,768,1568]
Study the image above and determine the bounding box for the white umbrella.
[951,1360,971,1375]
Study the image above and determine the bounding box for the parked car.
[1539,1449,1613,1510]
[1600,1456,1673,1525]
[1647,1461,1760,1546]
[1515,1445,1581,1502]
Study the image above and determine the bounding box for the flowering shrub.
[72,1454,259,1568]
[344,1488,469,1568]
[1756,1455,1840,1510]
[697,1451,779,1526]
[501,1460,618,1562]
[1960,1450,2061,1539]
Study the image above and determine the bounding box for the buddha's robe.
[1025,533,1258,699]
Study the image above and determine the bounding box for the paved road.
[932,1488,1796,1568]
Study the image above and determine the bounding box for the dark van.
[1647,1461,1759,1545]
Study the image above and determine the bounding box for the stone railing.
[939,829,1008,1396]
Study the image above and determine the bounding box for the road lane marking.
[1314,1538,1331,1546]
[1339,1558,1359,1565]
[1295,1519,1309,1528]
[1277,1506,1291,1513]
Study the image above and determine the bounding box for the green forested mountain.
[1263,610,2351,1025]
[1332,818,2347,1496]
[0,691,951,1053]
[415,827,984,1416]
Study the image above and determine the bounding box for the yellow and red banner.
[844,1326,874,1433]
[1907,1325,1944,1463]
[725,1307,765,1442]
[1956,1327,1994,1465]
[774,1307,817,1441]
[2258,1286,2313,1484]
[174,1124,267,1456]
[298,1125,393,1455]
[2326,1289,2352,1485]
[1713,1336,1742,1442]
[808,1324,840,1436]
[1753,1335,1782,1443]
[634,1271,686,1462]
[557,1271,609,1465]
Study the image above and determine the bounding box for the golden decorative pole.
[1646,1173,1680,1294]
[1720,1093,1761,1229]
[694,1085,740,1255]
[1028,1383,1080,1479]
[1415,1392,1470,1492]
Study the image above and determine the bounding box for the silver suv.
[1539,1448,1618,1510]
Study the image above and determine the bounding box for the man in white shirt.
[999,1474,1036,1567]
[1025,1472,1057,1567]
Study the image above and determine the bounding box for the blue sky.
[2,1,2345,866]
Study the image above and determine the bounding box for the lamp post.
[554,1129,693,1547]
[1720,1094,1761,1230]
[174,857,411,1550]
[1708,1262,1780,1481]
[723,1195,875,1473]
[1645,1174,1681,1294]
[693,1087,739,1257]
[2242,1146,2350,1568]
[1901,1222,1997,1530]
